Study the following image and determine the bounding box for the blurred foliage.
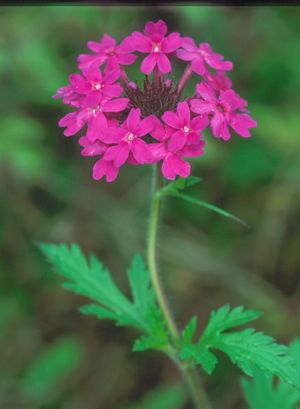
[0,5,300,409]
[240,338,300,409]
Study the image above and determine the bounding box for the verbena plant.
[40,19,299,408]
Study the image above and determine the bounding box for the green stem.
[147,164,211,409]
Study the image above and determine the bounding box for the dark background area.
[1,5,300,409]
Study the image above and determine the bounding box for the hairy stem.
[177,63,194,95]
[147,164,211,409]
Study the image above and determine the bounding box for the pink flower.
[78,136,107,157]
[55,19,257,183]
[101,108,156,167]
[92,158,120,183]
[190,82,257,140]
[53,85,82,107]
[78,34,137,71]
[150,117,206,180]
[177,37,233,76]
[162,101,208,152]
[68,66,122,108]
[130,20,181,74]
[204,70,232,92]
[58,97,129,137]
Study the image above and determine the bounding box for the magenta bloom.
[55,19,256,183]
[191,82,257,140]
[177,37,233,76]
[68,67,122,108]
[58,97,129,137]
[149,117,206,180]
[162,101,208,152]
[102,108,156,167]
[204,70,232,92]
[78,34,137,71]
[130,20,181,74]
[93,159,120,183]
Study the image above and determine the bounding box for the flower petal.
[69,74,90,93]
[93,158,108,180]
[168,130,187,153]
[87,113,108,142]
[101,127,126,143]
[176,49,194,61]
[161,32,182,53]
[220,89,247,111]
[150,118,166,141]
[103,98,129,112]
[190,99,215,115]
[162,155,177,180]
[191,115,209,131]
[136,114,157,137]
[181,36,197,52]
[103,83,123,98]
[229,113,257,138]
[157,54,171,74]
[140,53,157,74]
[144,20,167,36]
[191,58,206,75]
[162,154,191,180]
[103,68,120,84]
[117,53,137,65]
[104,142,130,167]
[88,34,116,53]
[162,111,181,129]
[126,108,141,132]
[131,138,153,164]
[195,82,217,103]
[77,54,107,70]
[181,140,206,157]
[131,32,152,52]
[106,161,120,182]
[211,111,225,138]
[177,101,190,124]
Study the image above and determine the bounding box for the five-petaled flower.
[190,82,257,141]
[54,19,256,182]
[78,34,137,71]
[177,37,233,76]
[130,20,182,74]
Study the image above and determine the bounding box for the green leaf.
[240,339,300,409]
[21,336,82,401]
[179,305,299,389]
[157,175,246,225]
[119,382,187,409]
[39,243,146,330]
[166,192,247,226]
[181,316,197,345]
[39,243,169,352]
[202,305,261,337]
[159,176,202,195]
[133,306,169,352]
[127,254,155,318]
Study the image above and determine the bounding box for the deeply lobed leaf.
[39,243,169,350]
[240,338,300,409]
[179,305,299,389]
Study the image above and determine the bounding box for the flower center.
[123,76,181,118]
[126,132,135,142]
[106,49,115,57]
[90,105,102,116]
[183,126,190,133]
[152,43,161,53]
[93,83,102,90]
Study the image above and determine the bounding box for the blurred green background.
[1,5,300,409]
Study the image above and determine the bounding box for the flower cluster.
[54,20,257,182]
